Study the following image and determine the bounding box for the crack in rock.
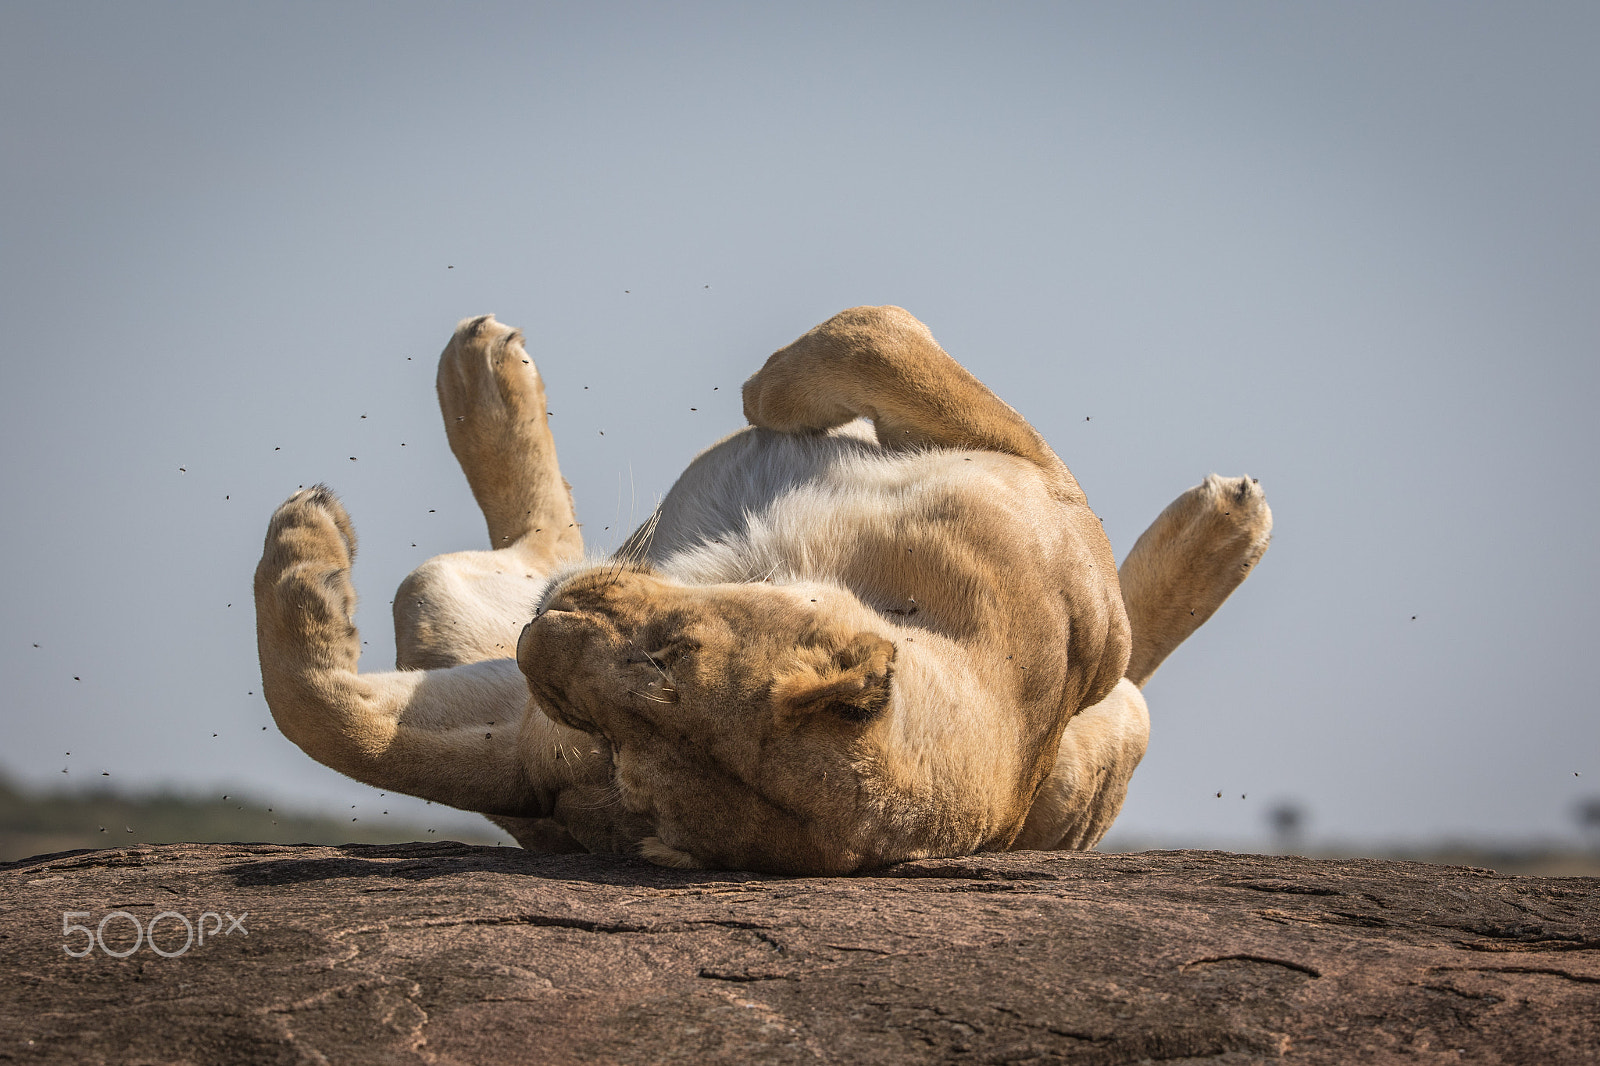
[1428,965,1600,985]
[1180,954,1323,978]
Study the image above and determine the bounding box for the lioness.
[255,306,1270,874]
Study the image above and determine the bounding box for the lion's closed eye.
[628,639,698,669]
[626,648,682,705]
[624,650,675,676]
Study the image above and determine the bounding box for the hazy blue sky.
[3,3,1596,849]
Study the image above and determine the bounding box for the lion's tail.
[1117,475,1272,689]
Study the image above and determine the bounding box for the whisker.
[551,737,594,773]
[613,468,624,555]
[616,506,663,568]
[601,543,627,588]
[635,506,663,562]
[600,504,664,590]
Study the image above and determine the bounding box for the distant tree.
[1577,797,1600,851]
[1266,801,1306,854]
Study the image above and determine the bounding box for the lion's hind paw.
[1191,473,1272,571]
[1118,474,1273,687]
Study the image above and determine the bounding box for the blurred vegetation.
[1369,843,1600,877]
[7,774,1597,874]
[0,774,502,863]
[1100,835,1600,877]
[1105,796,1600,876]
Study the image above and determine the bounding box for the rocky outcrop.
[3,843,1597,1063]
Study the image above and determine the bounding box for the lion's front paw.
[254,485,362,671]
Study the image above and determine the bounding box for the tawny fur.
[254,307,1271,874]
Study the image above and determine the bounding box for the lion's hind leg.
[1014,476,1270,851]
[1119,475,1272,687]
[254,486,554,817]
[1011,679,1151,851]
[741,306,1067,482]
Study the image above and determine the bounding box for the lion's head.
[516,564,932,874]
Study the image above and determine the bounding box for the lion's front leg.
[254,487,570,817]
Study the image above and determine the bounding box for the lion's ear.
[776,633,896,726]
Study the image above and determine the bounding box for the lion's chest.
[645,428,1058,615]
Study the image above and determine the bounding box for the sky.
[2,2,1596,850]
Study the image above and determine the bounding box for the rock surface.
[2,843,1597,1064]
